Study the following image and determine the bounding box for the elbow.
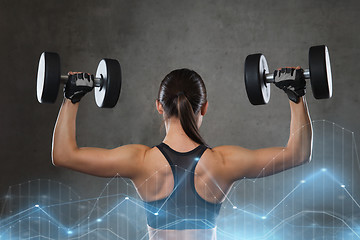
[286,147,312,167]
[52,148,65,167]
[51,139,78,167]
[300,140,313,165]
[288,137,313,167]
[300,155,311,165]
[297,151,312,166]
[52,155,61,167]
[52,147,74,167]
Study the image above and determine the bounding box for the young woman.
[52,68,312,240]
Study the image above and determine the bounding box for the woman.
[52,68,312,239]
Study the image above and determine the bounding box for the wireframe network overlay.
[0,120,359,239]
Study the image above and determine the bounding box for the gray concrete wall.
[0,0,359,238]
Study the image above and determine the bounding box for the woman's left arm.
[52,99,149,178]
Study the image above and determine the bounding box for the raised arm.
[214,96,312,182]
[52,73,149,178]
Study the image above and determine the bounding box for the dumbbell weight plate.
[309,45,333,99]
[244,53,270,105]
[95,59,122,108]
[36,52,60,103]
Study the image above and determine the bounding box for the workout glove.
[64,72,94,104]
[274,68,306,103]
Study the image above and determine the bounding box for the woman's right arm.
[213,97,312,183]
[52,99,150,178]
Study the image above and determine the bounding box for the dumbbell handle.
[265,69,310,83]
[60,75,102,87]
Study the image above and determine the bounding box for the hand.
[274,67,306,103]
[64,72,94,104]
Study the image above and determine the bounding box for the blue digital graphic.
[0,120,359,239]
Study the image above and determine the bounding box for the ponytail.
[176,92,207,146]
[158,68,208,146]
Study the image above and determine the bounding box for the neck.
[162,117,199,149]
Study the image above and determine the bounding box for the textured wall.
[0,0,359,238]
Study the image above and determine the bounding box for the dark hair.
[158,68,207,146]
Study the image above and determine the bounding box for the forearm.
[285,96,313,164]
[52,99,80,165]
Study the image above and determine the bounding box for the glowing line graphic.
[0,120,359,239]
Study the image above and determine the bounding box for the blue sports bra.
[144,143,222,230]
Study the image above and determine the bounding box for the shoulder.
[111,144,155,176]
[114,144,151,152]
[133,144,165,165]
[112,144,152,162]
[212,145,248,157]
[197,146,229,169]
[211,145,252,165]
[208,145,254,182]
[196,146,249,185]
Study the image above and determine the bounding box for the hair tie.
[176,91,185,97]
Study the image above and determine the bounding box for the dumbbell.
[244,45,333,105]
[36,52,122,108]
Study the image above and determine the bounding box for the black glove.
[64,72,94,104]
[274,68,306,103]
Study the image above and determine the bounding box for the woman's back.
[135,142,228,205]
[136,141,226,239]
[52,68,312,240]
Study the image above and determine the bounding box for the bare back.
[132,144,231,206]
[53,98,312,240]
